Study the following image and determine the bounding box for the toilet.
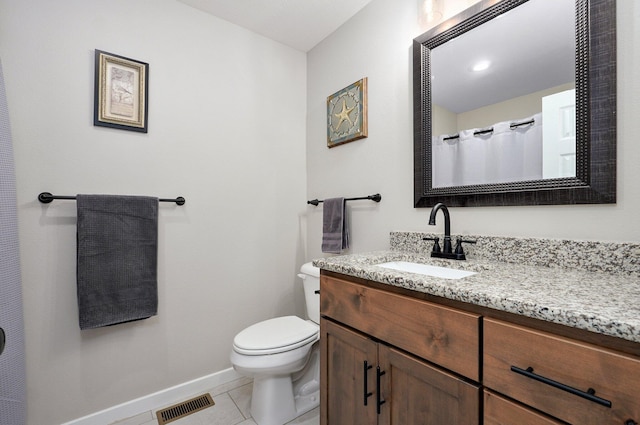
[230,262,320,425]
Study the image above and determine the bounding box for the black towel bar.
[37,192,186,206]
[307,193,381,206]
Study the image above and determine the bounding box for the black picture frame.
[94,49,149,133]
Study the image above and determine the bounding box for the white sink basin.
[375,261,477,280]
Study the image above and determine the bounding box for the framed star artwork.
[326,78,368,148]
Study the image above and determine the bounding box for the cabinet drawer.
[484,390,563,425]
[320,275,481,381]
[484,318,640,424]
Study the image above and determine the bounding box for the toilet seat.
[233,316,319,355]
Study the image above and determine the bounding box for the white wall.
[2,0,638,422]
[0,0,307,423]
[306,0,640,261]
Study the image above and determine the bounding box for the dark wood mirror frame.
[413,0,616,207]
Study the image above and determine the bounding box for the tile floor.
[110,377,319,425]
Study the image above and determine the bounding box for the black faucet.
[424,202,476,260]
[429,203,453,254]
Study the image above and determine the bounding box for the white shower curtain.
[517,113,544,181]
[432,135,458,188]
[432,113,543,187]
[0,57,27,425]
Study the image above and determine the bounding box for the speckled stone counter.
[313,232,640,344]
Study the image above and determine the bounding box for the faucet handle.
[454,238,476,256]
[423,237,441,253]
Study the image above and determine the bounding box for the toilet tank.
[299,262,320,324]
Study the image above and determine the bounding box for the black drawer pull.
[376,367,386,414]
[363,361,373,406]
[625,420,638,425]
[511,366,612,408]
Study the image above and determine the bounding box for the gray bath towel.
[321,198,349,254]
[76,195,159,329]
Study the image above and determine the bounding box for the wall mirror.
[413,0,616,207]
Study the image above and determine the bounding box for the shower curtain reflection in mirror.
[432,113,543,188]
[432,88,576,188]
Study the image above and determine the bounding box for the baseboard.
[61,368,243,425]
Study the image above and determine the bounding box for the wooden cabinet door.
[321,275,481,381]
[321,318,378,425]
[377,344,480,425]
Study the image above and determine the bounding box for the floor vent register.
[156,393,215,424]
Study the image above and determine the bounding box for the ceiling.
[175,0,576,114]
[431,0,575,114]
[175,0,375,52]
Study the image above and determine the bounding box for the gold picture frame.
[327,78,368,148]
[94,50,149,133]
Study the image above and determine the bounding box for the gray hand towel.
[76,194,159,330]
[321,198,349,254]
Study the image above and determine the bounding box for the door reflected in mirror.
[430,0,575,188]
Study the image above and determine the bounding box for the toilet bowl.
[230,262,320,425]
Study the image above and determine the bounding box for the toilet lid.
[233,316,319,355]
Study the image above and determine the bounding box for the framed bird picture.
[94,49,149,133]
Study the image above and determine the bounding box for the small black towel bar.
[37,192,186,206]
[307,193,381,206]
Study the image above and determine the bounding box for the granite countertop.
[313,248,640,344]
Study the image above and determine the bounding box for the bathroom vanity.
[320,274,481,424]
[316,233,640,425]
